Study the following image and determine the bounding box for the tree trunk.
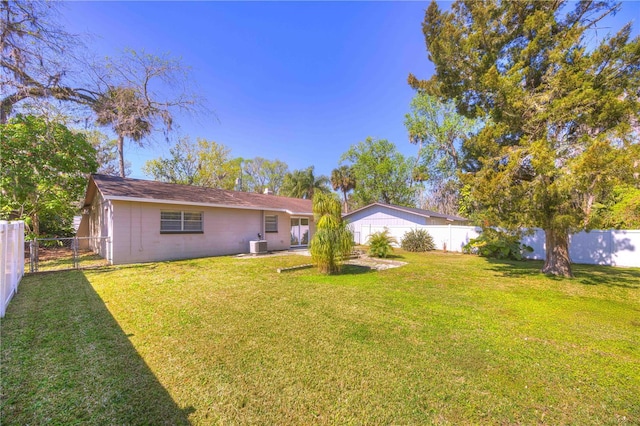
[32,211,39,237]
[117,134,126,178]
[541,228,573,277]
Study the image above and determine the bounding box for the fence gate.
[25,237,110,273]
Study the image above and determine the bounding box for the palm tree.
[309,192,354,274]
[93,86,155,177]
[330,165,356,213]
[282,166,330,199]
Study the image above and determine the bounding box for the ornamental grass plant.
[367,228,397,258]
[401,228,436,252]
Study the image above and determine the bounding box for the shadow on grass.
[1,271,193,424]
[486,258,640,289]
[378,253,406,260]
[485,258,544,276]
[573,264,640,289]
[340,264,374,275]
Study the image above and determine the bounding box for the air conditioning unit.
[250,240,267,254]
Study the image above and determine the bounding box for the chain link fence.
[25,237,110,273]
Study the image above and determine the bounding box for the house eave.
[103,195,312,216]
[344,202,433,219]
[343,202,468,223]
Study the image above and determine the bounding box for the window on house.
[265,214,278,233]
[161,211,203,233]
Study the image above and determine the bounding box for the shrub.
[463,228,533,260]
[367,228,397,258]
[309,192,354,274]
[401,229,435,252]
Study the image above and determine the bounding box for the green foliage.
[367,228,398,258]
[463,228,533,261]
[195,139,240,189]
[401,228,435,252]
[590,185,640,229]
[143,138,291,193]
[282,166,330,199]
[608,186,640,229]
[309,192,354,274]
[412,1,640,276]
[82,130,130,176]
[243,157,289,195]
[341,137,419,208]
[143,137,240,189]
[0,115,98,236]
[404,93,479,216]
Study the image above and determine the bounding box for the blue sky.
[61,1,640,180]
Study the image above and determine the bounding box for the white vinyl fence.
[356,225,481,253]
[1,221,25,318]
[357,225,640,268]
[521,229,640,268]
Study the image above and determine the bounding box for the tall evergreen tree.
[411,1,640,276]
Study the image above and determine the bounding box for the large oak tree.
[2,1,204,177]
[1,0,97,123]
[411,0,640,277]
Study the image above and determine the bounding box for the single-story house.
[76,174,314,265]
[343,203,470,245]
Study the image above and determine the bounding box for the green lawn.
[2,252,639,424]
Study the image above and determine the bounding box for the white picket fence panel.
[1,221,25,318]
[357,224,640,268]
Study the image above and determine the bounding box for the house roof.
[84,174,313,215]
[343,202,469,223]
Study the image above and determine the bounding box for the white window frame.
[265,214,278,233]
[160,211,203,234]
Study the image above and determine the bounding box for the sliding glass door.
[290,218,310,246]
